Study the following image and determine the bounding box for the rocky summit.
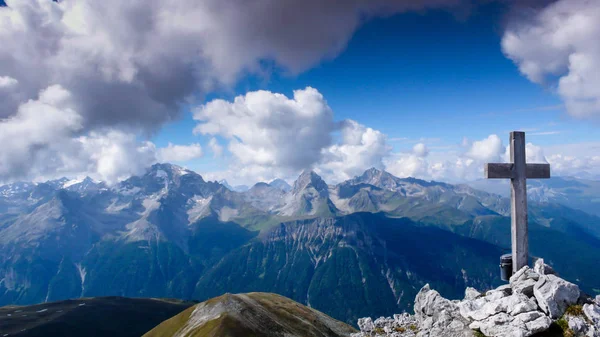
[352,259,600,337]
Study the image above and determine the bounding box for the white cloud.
[413,143,429,157]
[208,138,223,158]
[0,76,17,88]
[317,120,389,183]
[0,0,469,129]
[502,0,600,118]
[157,143,203,163]
[385,134,549,182]
[77,131,158,183]
[466,134,504,162]
[0,84,203,184]
[194,88,391,185]
[194,87,335,174]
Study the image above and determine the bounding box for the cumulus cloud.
[385,134,551,182]
[7,0,473,182]
[466,134,504,162]
[502,0,600,118]
[0,76,17,88]
[194,87,336,173]
[0,84,202,183]
[0,0,470,131]
[317,120,390,183]
[413,143,429,157]
[194,87,390,184]
[208,138,223,158]
[157,143,203,163]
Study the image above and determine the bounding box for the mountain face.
[0,165,599,325]
[269,178,292,192]
[276,170,338,217]
[144,292,357,337]
[0,296,194,337]
[468,177,600,217]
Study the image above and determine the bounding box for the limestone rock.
[414,285,474,337]
[358,317,374,333]
[470,313,526,337]
[513,279,537,297]
[465,287,481,301]
[533,274,580,319]
[533,258,556,276]
[353,264,595,337]
[568,316,587,334]
[584,303,600,326]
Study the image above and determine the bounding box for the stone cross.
[484,131,550,273]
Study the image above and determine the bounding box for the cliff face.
[352,259,600,337]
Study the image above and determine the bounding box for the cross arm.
[485,163,550,179]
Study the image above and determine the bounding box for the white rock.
[509,297,539,316]
[568,316,587,334]
[534,259,556,276]
[533,274,580,319]
[465,287,481,301]
[524,315,552,335]
[358,317,374,332]
[512,278,537,297]
[513,311,544,324]
[474,313,527,337]
[596,295,600,306]
[583,304,600,326]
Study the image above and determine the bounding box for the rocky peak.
[269,178,292,192]
[292,170,328,195]
[353,259,599,337]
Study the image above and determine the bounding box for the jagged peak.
[269,178,292,192]
[292,170,328,194]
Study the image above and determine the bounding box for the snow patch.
[155,169,168,179]
[76,263,86,296]
[187,195,212,224]
[62,178,84,189]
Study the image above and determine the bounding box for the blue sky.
[0,0,598,184]
[150,3,595,176]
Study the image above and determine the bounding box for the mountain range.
[0,164,599,325]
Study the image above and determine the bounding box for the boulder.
[414,284,474,337]
[465,287,481,301]
[510,267,540,297]
[357,317,374,332]
[568,316,587,334]
[533,259,556,276]
[533,274,580,319]
[583,303,600,326]
[469,313,526,337]
[513,279,537,297]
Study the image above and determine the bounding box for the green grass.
[473,329,487,337]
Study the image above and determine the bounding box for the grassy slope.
[0,297,195,337]
[144,292,357,337]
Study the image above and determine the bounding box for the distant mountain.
[0,165,599,325]
[219,180,249,192]
[144,292,356,337]
[468,176,600,217]
[269,178,292,192]
[276,170,338,217]
[0,296,194,337]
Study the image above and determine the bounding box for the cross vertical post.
[510,131,528,272]
[484,131,550,276]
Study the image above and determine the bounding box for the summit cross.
[484,131,550,273]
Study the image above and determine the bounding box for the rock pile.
[352,259,600,337]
